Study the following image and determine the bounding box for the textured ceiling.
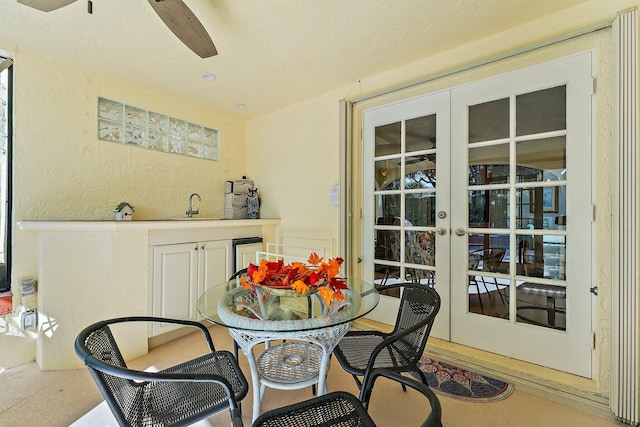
[0,0,589,118]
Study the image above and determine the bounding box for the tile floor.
[0,324,623,426]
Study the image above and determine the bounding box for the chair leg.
[415,367,428,385]
[353,374,363,390]
[232,340,242,412]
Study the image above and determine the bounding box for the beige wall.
[246,88,355,254]
[1,50,248,367]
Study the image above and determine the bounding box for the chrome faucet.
[186,193,201,218]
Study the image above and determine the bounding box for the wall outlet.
[20,310,37,330]
[19,279,36,296]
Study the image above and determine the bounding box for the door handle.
[436,227,447,235]
[454,228,466,236]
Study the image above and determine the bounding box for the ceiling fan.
[17,0,218,58]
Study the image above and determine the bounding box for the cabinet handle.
[195,246,198,251]
[201,246,204,250]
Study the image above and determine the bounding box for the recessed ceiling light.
[235,104,246,110]
[202,73,216,81]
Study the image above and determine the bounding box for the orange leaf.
[240,275,252,290]
[308,252,323,265]
[332,290,346,301]
[291,280,309,295]
[325,258,341,279]
[252,261,268,283]
[290,262,307,273]
[318,287,334,306]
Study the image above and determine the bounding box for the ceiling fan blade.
[17,0,77,12]
[147,0,218,58]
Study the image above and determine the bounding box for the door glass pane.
[467,233,510,318]
[375,194,401,219]
[516,234,566,280]
[516,86,566,136]
[375,122,401,156]
[407,231,436,267]
[516,282,566,330]
[374,263,400,290]
[469,98,509,143]
[516,137,566,181]
[375,158,401,190]
[516,186,566,230]
[468,189,509,228]
[405,192,435,227]
[407,268,436,287]
[468,237,509,273]
[374,229,400,262]
[406,114,436,153]
[406,155,436,188]
[468,144,510,185]
[467,233,510,319]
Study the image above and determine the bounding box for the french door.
[363,90,451,339]
[362,52,594,377]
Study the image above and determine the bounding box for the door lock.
[437,211,447,219]
[454,228,466,236]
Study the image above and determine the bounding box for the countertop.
[17,218,281,232]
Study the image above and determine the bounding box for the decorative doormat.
[413,356,514,402]
[0,294,12,315]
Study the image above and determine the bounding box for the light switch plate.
[329,185,339,206]
[19,279,35,296]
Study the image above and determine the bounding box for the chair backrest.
[390,284,441,367]
[252,391,376,427]
[75,320,138,425]
[229,267,248,281]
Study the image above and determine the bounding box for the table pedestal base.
[229,323,350,422]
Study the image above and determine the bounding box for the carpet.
[0,294,11,315]
[414,356,514,402]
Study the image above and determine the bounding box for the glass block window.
[98,97,219,161]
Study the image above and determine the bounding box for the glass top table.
[197,277,380,332]
[197,276,379,421]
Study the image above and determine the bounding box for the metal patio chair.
[229,267,249,360]
[252,368,442,427]
[333,283,441,399]
[75,316,248,427]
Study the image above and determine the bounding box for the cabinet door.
[199,240,233,296]
[152,243,198,336]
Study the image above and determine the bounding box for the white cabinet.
[199,240,233,294]
[151,239,232,336]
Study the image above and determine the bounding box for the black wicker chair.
[252,368,442,427]
[333,283,441,400]
[75,316,248,427]
[229,268,248,360]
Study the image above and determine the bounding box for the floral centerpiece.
[240,252,348,307]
